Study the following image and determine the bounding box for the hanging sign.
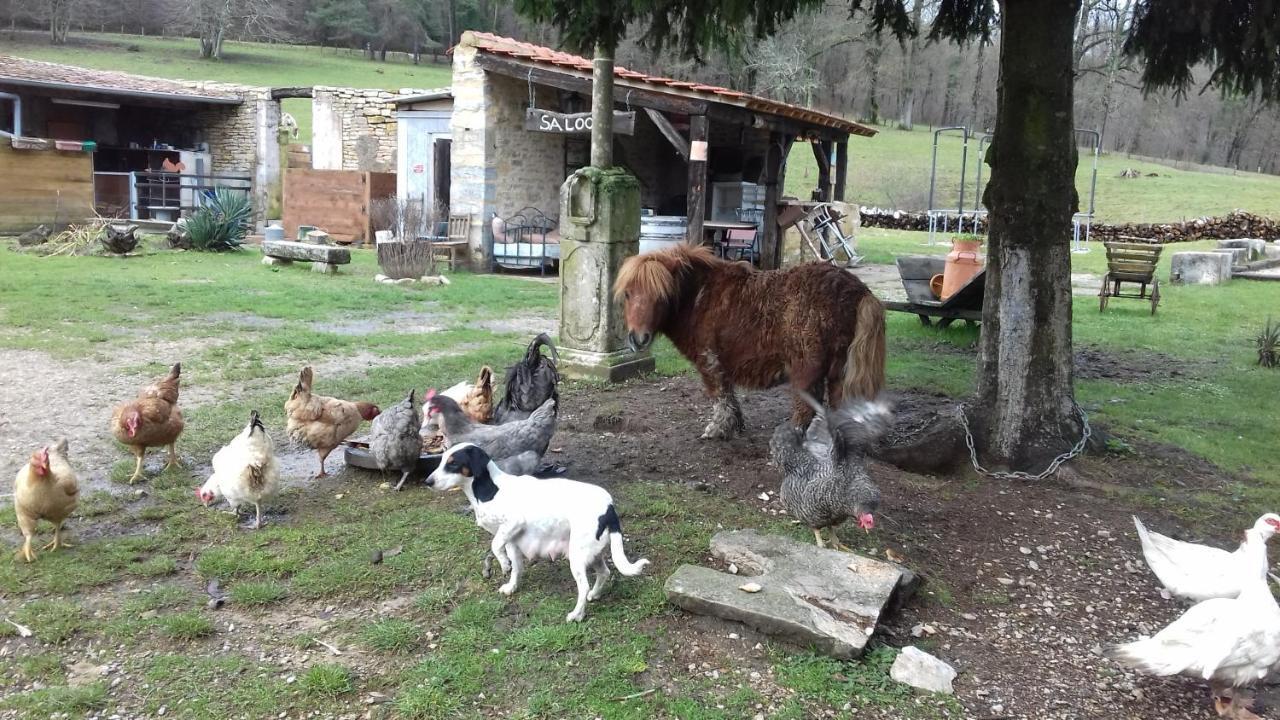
[525,108,636,136]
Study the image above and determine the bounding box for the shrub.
[186,189,252,252]
[1258,317,1279,368]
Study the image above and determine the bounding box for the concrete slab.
[665,529,919,660]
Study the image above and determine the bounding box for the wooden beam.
[759,132,787,270]
[271,87,314,100]
[686,114,709,246]
[834,140,849,202]
[811,141,833,202]
[643,108,689,161]
[475,54,708,116]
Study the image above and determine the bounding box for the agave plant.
[1258,317,1280,369]
[187,189,252,252]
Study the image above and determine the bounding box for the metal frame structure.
[925,126,974,246]
[925,125,1101,251]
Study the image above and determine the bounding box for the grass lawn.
[1,232,1278,717]
[784,125,1280,224]
[4,32,1279,224]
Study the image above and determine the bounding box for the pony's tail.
[843,294,886,400]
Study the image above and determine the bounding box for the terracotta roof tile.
[0,55,244,103]
[463,32,875,137]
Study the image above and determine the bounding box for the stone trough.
[665,529,919,660]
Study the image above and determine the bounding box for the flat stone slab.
[262,239,350,264]
[665,529,919,660]
[1170,251,1232,285]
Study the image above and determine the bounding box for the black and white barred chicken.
[769,392,891,551]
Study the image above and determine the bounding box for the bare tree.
[183,0,288,59]
[48,0,74,43]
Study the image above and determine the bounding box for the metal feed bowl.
[342,438,442,477]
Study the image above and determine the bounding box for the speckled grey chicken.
[769,392,891,551]
[493,333,560,424]
[370,389,422,491]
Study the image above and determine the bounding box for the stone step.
[664,529,919,660]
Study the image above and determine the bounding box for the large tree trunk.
[969,38,988,131]
[975,0,1083,471]
[897,0,924,130]
[863,29,884,125]
[591,41,614,168]
[941,52,962,126]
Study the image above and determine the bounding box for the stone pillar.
[253,92,281,225]
[557,167,655,382]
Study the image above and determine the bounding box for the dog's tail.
[842,292,886,400]
[596,504,650,576]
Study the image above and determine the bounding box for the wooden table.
[702,220,758,259]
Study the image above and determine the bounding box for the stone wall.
[180,80,279,222]
[450,46,569,268]
[616,113,687,214]
[313,87,426,172]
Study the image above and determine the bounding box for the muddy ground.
[1,342,1272,719]
[551,376,1272,720]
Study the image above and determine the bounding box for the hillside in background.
[3,31,1278,224]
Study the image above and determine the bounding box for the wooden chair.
[1099,240,1162,315]
[431,214,470,270]
[721,228,759,264]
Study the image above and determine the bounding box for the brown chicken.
[285,366,380,478]
[13,439,79,563]
[111,362,185,484]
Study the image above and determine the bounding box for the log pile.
[859,208,1280,244]
[1088,211,1280,244]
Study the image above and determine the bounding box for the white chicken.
[198,411,281,530]
[1134,514,1280,602]
[1108,514,1280,719]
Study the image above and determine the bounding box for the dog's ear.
[462,446,498,502]
[462,446,490,478]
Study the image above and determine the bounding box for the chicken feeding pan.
[342,437,442,476]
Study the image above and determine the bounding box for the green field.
[3,31,1279,223]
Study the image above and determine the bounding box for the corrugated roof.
[393,88,453,106]
[0,55,243,104]
[462,32,875,137]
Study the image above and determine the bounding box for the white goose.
[1133,514,1280,602]
[1109,514,1280,719]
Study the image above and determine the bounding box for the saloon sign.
[525,108,636,136]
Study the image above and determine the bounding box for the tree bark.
[969,38,987,131]
[591,41,615,168]
[975,0,1083,470]
[897,0,924,130]
[863,29,883,125]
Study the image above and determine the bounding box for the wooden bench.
[261,239,351,274]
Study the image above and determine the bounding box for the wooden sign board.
[525,108,636,136]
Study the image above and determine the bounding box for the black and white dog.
[425,443,650,622]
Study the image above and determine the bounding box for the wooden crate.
[282,168,395,245]
[0,144,95,232]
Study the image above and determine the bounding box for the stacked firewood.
[1088,211,1280,244]
[859,208,1280,244]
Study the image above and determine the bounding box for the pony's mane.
[614,243,720,302]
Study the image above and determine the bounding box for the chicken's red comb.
[425,388,437,401]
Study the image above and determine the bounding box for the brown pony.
[615,243,886,439]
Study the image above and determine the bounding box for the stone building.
[440,32,876,271]
[0,55,279,230]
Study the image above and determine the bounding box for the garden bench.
[261,239,351,274]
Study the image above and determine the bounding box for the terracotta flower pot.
[941,238,984,300]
